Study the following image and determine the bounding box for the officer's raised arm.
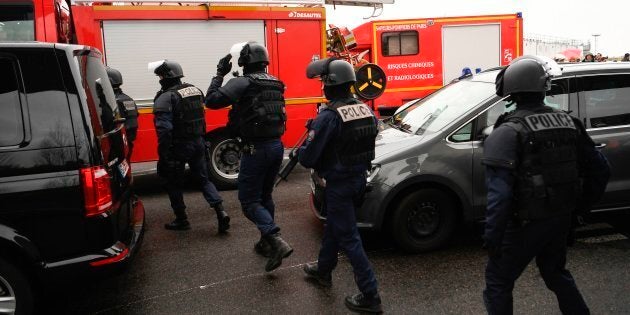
[205,54,235,108]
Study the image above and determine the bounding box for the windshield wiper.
[386,119,412,133]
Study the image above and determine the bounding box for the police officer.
[151,60,230,233]
[204,43,292,272]
[106,67,139,160]
[299,58,382,314]
[482,55,610,314]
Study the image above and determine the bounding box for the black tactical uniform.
[482,55,610,315]
[151,60,230,232]
[106,67,139,160]
[299,58,382,314]
[205,43,291,272]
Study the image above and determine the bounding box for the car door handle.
[595,143,606,149]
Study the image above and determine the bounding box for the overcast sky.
[324,0,629,57]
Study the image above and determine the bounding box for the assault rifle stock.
[275,119,312,186]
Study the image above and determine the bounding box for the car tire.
[0,257,34,315]
[205,133,241,190]
[390,189,457,253]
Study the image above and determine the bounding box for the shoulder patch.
[335,103,374,122]
[177,86,202,98]
[524,112,575,131]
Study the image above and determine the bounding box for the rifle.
[275,119,312,186]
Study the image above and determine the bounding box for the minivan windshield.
[0,5,34,41]
[388,79,496,135]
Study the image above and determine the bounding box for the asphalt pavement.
[49,166,630,314]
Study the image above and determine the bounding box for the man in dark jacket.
[299,58,382,314]
[106,67,139,160]
[205,43,292,272]
[482,55,610,315]
[151,59,230,233]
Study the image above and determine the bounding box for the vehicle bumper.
[41,197,146,278]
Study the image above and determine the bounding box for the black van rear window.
[75,51,118,135]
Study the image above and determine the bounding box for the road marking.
[579,233,628,244]
[94,248,394,313]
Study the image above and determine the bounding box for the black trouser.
[483,215,589,315]
[159,137,222,219]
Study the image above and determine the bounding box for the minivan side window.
[18,48,75,149]
[481,80,571,131]
[583,74,630,128]
[449,79,573,143]
[0,57,24,147]
[382,31,419,56]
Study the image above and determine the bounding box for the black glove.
[216,54,233,77]
[483,241,502,260]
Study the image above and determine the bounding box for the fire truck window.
[382,31,419,56]
[0,57,24,147]
[0,5,35,42]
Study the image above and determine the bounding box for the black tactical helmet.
[495,55,560,97]
[106,67,123,86]
[238,42,270,67]
[306,58,356,86]
[153,60,184,79]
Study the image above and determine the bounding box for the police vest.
[170,84,206,139]
[231,73,286,140]
[329,99,378,167]
[501,107,580,221]
[115,91,139,130]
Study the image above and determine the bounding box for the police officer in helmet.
[482,55,610,314]
[205,42,292,272]
[299,58,382,314]
[106,67,139,160]
[151,59,230,233]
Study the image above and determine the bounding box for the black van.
[0,42,145,314]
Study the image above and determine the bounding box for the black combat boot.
[254,237,272,258]
[344,292,382,314]
[303,262,332,287]
[213,203,230,233]
[165,209,191,231]
[264,233,293,272]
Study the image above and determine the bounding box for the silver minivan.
[310,62,630,253]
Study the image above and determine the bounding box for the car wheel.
[390,189,457,253]
[206,133,240,190]
[0,257,34,315]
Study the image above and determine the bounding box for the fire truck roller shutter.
[102,20,265,104]
[441,24,501,85]
[103,20,264,187]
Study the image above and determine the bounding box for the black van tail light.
[80,166,113,217]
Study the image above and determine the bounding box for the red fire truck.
[1,0,391,188]
[347,13,524,114]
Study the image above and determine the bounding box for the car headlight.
[366,164,381,183]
